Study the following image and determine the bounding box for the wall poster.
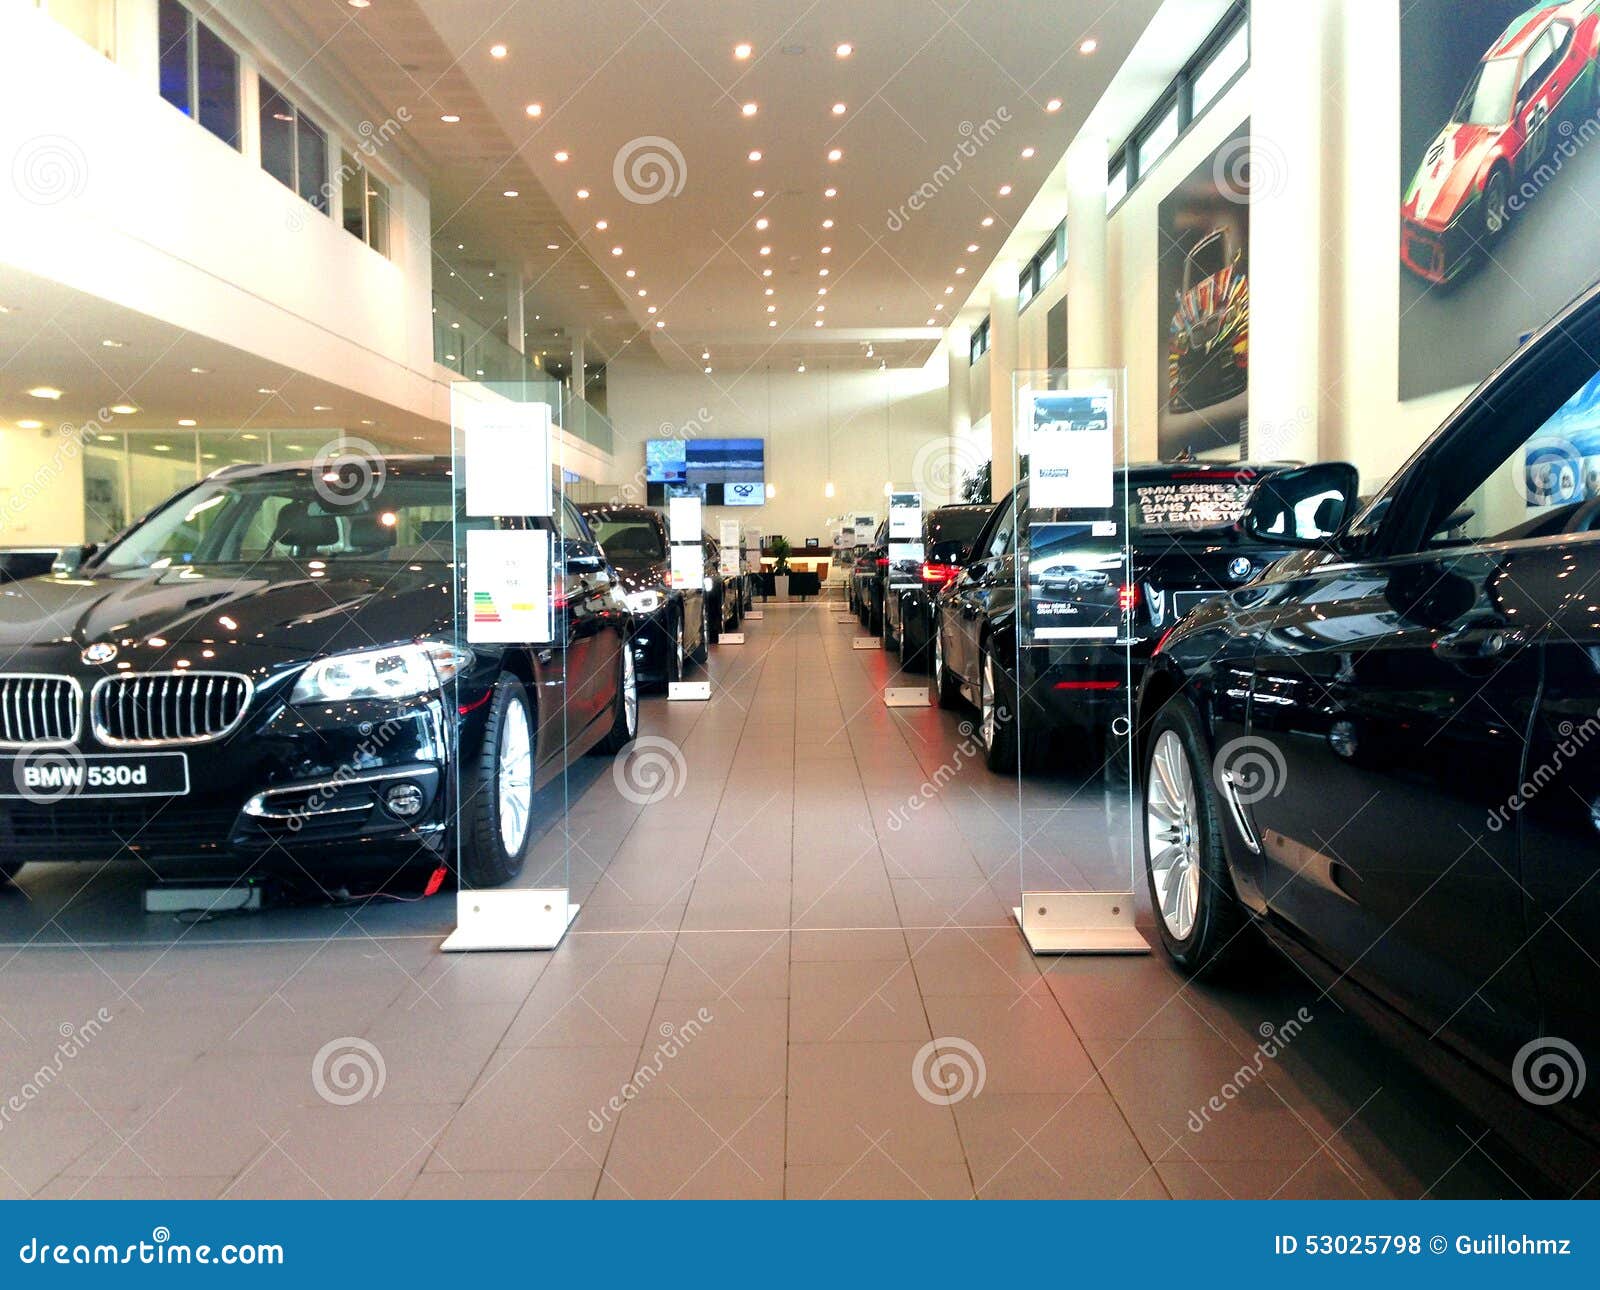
[1156,120,1251,461]
[1400,2,1600,399]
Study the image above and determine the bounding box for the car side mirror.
[1240,462,1360,549]
[51,543,99,575]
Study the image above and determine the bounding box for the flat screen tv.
[645,439,765,507]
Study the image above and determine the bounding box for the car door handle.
[1434,625,1527,661]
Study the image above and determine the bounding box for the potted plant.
[770,537,792,600]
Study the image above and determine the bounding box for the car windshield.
[927,509,991,561]
[93,470,462,572]
[590,517,666,561]
[1452,57,1518,126]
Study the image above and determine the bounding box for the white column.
[503,267,525,354]
[1065,132,1111,373]
[114,0,160,92]
[1248,0,1326,463]
[988,262,1019,497]
[947,325,971,505]
[570,333,587,401]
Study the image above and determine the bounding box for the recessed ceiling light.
[109,404,138,415]
[440,114,460,124]
[637,288,646,297]
[835,42,853,58]
[998,184,1012,196]
[755,217,769,230]
[981,216,994,227]
[766,305,776,313]
[655,320,665,328]
[152,444,171,453]
[625,268,637,278]
[759,245,771,256]
[822,218,834,229]
[546,242,560,250]
[313,404,332,412]
[764,287,774,295]
[741,102,758,117]
[734,42,752,60]
[817,287,828,295]
[797,363,806,372]
[752,188,765,198]
[818,268,829,277]
[576,188,589,199]
[347,0,368,8]
[178,418,197,426]
[26,387,62,400]
[189,366,209,374]
[1045,98,1062,112]
[926,318,936,326]
[816,305,825,312]
[943,286,954,294]
[647,305,658,314]
[489,43,508,59]
[502,190,519,198]
[596,219,608,230]
[611,245,623,255]
[257,387,276,395]
[16,419,43,430]
[554,150,570,162]
[966,243,979,253]
[748,150,762,162]
[100,338,124,348]
[955,266,966,275]
[827,148,842,162]
[525,103,542,117]
[769,320,777,327]
[821,245,832,254]
[814,319,824,327]
[1079,38,1098,54]
[761,268,772,277]
[824,187,837,198]
[832,102,846,116]
[704,366,713,374]
[1021,146,1036,159]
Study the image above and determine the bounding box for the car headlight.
[624,589,662,614]
[702,576,715,592]
[291,642,471,704]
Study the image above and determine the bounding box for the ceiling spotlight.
[637,289,647,297]
[189,366,209,374]
[966,243,979,253]
[762,267,773,277]
[1045,98,1062,112]
[752,188,765,198]
[16,419,43,430]
[554,150,570,162]
[502,189,519,198]
[816,305,825,312]
[655,320,665,328]
[822,218,834,229]
[817,287,828,295]
[999,184,1012,196]
[824,187,837,198]
[734,42,752,60]
[821,245,832,254]
[178,418,197,426]
[577,188,590,199]
[26,387,62,400]
[832,102,846,116]
[109,404,138,415]
[748,150,763,162]
[814,319,824,327]
[926,318,936,326]
[1021,146,1036,159]
[702,350,710,360]
[981,216,994,227]
[818,268,829,276]
[440,114,461,124]
[1079,38,1098,54]
[835,42,853,57]
[944,286,954,294]
[647,305,658,314]
[766,304,776,313]
[313,404,332,412]
[596,219,608,230]
[769,320,777,327]
[704,365,713,374]
[625,268,637,278]
[525,102,542,117]
[955,266,966,275]
[742,102,758,117]
[755,217,769,230]
[611,245,623,255]
[827,148,842,162]
[100,338,124,348]
[546,242,560,250]
[489,43,508,58]
[348,0,370,7]
[797,363,806,373]
[765,483,776,498]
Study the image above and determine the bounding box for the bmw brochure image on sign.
[1029,389,1114,510]
[465,528,552,644]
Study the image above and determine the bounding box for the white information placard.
[465,528,552,644]
[668,495,703,543]
[719,519,741,575]
[459,398,552,518]
[888,492,922,540]
[1028,389,1114,511]
[670,544,703,590]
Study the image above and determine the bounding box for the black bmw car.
[577,502,706,688]
[934,463,1322,774]
[851,520,890,633]
[0,457,636,891]
[703,531,744,644]
[882,503,994,671]
[1137,284,1600,1188]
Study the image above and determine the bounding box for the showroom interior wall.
[603,358,948,539]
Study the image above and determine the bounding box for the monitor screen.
[646,438,765,500]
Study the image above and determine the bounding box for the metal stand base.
[1013,893,1150,955]
[668,681,711,701]
[884,686,931,707]
[718,632,745,645]
[852,637,878,650]
[442,889,578,952]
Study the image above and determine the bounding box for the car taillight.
[1118,583,1139,613]
[921,562,959,585]
[875,557,889,568]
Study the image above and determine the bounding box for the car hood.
[0,561,456,668]
[607,557,669,591]
[1404,122,1501,229]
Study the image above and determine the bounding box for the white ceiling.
[320,0,1163,371]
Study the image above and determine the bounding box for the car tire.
[883,597,900,652]
[706,593,721,647]
[1482,166,1512,243]
[594,641,639,754]
[868,591,884,636]
[0,859,25,885]
[691,604,709,666]
[458,673,534,889]
[667,611,686,685]
[1142,695,1251,977]
[934,621,962,710]
[978,637,1022,774]
[902,618,929,674]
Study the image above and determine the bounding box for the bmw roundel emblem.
[82,642,118,665]
[1227,557,1254,582]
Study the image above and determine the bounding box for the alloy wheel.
[497,697,534,856]
[622,646,638,736]
[1146,729,1201,940]
[980,650,997,751]
[675,616,685,678]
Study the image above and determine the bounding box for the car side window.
[1417,360,1600,552]
[984,497,1017,559]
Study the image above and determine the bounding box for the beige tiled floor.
[0,602,1532,1198]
